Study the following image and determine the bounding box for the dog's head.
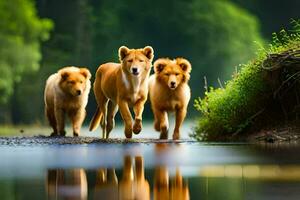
[119,46,154,76]
[59,67,91,97]
[154,58,191,90]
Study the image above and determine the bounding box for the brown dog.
[44,66,91,136]
[149,58,192,140]
[89,46,154,138]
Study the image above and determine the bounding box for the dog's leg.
[106,100,118,139]
[118,100,133,138]
[71,109,85,137]
[133,97,146,134]
[160,111,169,139]
[173,107,186,140]
[95,92,108,138]
[153,110,161,132]
[100,101,108,139]
[46,107,57,136]
[94,75,109,138]
[55,108,66,136]
[154,109,169,139]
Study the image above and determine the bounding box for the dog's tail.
[89,107,103,131]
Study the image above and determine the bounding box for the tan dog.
[44,66,91,136]
[89,46,154,138]
[149,58,191,140]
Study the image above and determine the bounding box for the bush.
[193,20,300,141]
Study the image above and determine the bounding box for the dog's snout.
[131,67,140,76]
[132,68,138,73]
[171,81,176,86]
[76,90,81,95]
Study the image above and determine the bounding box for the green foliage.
[193,20,300,141]
[6,0,263,124]
[184,0,263,80]
[0,0,52,104]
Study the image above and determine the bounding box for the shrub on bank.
[193,20,300,141]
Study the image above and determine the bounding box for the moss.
[193,19,300,141]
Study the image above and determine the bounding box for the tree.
[0,0,52,105]
[9,0,93,124]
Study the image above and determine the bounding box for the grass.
[0,125,50,136]
[193,19,300,141]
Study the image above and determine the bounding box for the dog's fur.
[89,46,154,138]
[149,58,192,140]
[44,66,91,136]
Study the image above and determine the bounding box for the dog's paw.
[154,121,160,131]
[59,130,66,136]
[73,132,79,137]
[173,132,180,140]
[50,132,58,137]
[133,119,142,134]
[159,126,168,139]
[124,126,132,139]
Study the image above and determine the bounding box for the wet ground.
[0,123,300,199]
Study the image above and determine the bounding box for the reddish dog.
[149,58,192,140]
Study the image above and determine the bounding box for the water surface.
[0,141,300,200]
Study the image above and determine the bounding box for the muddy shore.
[0,135,196,146]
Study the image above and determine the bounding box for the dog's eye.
[127,59,133,63]
[80,81,83,84]
[165,73,169,76]
[175,73,179,76]
[139,59,144,62]
[67,81,75,84]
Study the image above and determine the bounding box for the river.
[0,122,299,199]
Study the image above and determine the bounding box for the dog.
[89,46,154,138]
[44,66,91,136]
[149,58,192,140]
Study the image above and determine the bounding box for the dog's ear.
[80,68,91,79]
[143,46,154,60]
[60,70,69,81]
[154,59,168,73]
[177,58,191,73]
[119,46,130,61]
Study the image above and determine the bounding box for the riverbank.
[0,136,196,146]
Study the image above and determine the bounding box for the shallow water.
[0,142,300,200]
[1,122,300,199]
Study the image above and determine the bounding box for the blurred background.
[0,0,299,126]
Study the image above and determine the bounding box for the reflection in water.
[118,156,150,200]
[94,168,118,199]
[154,167,189,200]
[47,169,87,200]
[154,143,190,200]
[46,156,189,200]
[1,143,300,199]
